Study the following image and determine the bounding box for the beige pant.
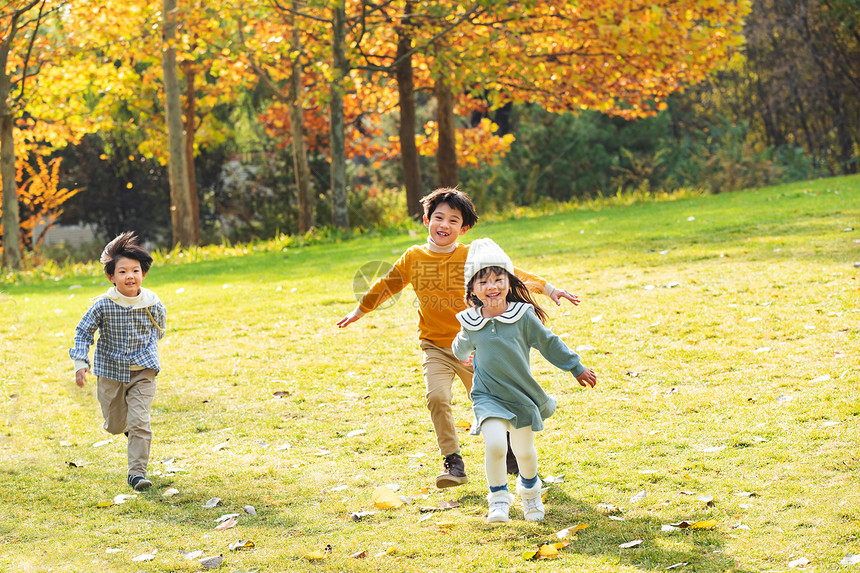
[97,369,156,477]
[420,341,473,457]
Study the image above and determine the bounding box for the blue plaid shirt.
[70,295,166,382]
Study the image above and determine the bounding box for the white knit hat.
[464,238,514,290]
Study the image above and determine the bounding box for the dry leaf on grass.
[666,563,688,570]
[350,511,376,521]
[619,540,643,549]
[596,503,621,515]
[788,557,809,568]
[374,546,397,558]
[66,460,89,468]
[92,439,113,448]
[203,498,221,508]
[162,488,179,498]
[841,554,860,566]
[346,429,367,437]
[132,550,157,562]
[200,554,223,569]
[112,494,136,505]
[272,390,291,398]
[697,494,715,506]
[305,550,326,561]
[630,490,647,503]
[215,513,239,523]
[213,439,230,452]
[556,524,588,539]
[179,550,204,560]
[544,474,565,483]
[665,519,719,530]
[214,517,237,531]
[349,550,367,558]
[243,505,257,515]
[228,540,255,551]
[372,486,404,509]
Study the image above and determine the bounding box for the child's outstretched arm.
[513,267,580,307]
[337,252,411,328]
[524,310,596,388]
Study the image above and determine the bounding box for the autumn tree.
[0,0,45,269]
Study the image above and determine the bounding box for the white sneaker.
[517,477,545,522]
[486,490,514,523]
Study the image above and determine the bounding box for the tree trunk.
[0,30,21,268]
[161,0,196,247]
[329,2,349,229]
[289,2,313,234]
[434,75,459,188]
[395,1,423,220]
[181,60,201,239]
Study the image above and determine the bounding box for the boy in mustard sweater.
[337,189,579,488]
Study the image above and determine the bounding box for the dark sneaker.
[435,453,468,488]
[506,433,519,475]
[128,475,152,491]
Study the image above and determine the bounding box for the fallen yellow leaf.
[556,524,588,538]
[537,544,560,559]
[305,550,326,560]
[691,520,719,529]
[372,486,404,509]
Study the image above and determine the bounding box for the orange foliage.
[0,156,80,249]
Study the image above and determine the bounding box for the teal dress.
[452,302,585,434]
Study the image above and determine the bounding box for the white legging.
[482,418,538,488]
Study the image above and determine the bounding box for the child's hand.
[459,354,473,367]
[75,367,90,388]
[575,368,597,388]
[337,310,362,328]
[550,288,580,306]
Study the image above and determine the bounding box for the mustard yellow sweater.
[358,241,550,348]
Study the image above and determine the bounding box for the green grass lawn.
[1,175,858,572]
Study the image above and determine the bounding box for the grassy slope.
[0,176,858,572]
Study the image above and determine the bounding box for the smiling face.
[107,256,146,297]
[471,269,510,311]
[423,202,470,247]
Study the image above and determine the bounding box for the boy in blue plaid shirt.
[70,232,166,491]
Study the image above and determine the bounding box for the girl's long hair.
[466,266,548,324]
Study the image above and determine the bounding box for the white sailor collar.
[456,302,532,331]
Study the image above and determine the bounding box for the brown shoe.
[435,453,468,488]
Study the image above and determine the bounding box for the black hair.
[466,265,548,324]
[420,188,478,229]
[100,232,153,275]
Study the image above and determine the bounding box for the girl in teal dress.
[453,238,597,523]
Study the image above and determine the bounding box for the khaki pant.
[97,369,156,477]
[420,341,473,457]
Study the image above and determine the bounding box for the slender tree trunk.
[161,0,196,247]
[434,75,458,188]
[181,60,201,240]
[289,2,313,234]
[0,32,21,268]
[0,107,21,270]
[395,1,423,220]
[329,2,349,229]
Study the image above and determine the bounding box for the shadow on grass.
[462,487,752,572]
